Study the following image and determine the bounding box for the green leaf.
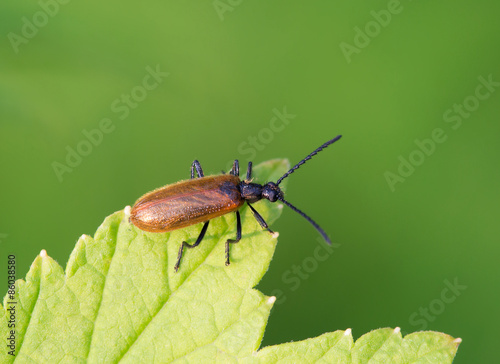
[1,159,461,363]
[244,328,461,363]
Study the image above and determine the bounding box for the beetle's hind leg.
[174,221,209,272]
[225,211,241,266]
[247,202,274,234]
[191,160,204,179]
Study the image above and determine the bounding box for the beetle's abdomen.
[130,175,243,232]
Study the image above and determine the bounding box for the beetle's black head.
[262,182,282,202]
[239,181,283,203]
[240,135,342,246]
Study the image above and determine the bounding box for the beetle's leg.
[225,211,241,266]
[247,202,274,234]
[229,160,239,177]
[174,221,209,272]
[191,160,204,179]
[246,161,252,181]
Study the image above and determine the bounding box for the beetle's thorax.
[239,181,283,203]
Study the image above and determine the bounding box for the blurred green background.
[1,0,499,362]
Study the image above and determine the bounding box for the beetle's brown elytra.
[130,136,342,272]
[131,175,244,232]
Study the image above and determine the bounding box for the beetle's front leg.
[246,161,252,181]
[247,202,274,234]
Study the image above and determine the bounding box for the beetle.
[130,135,342,272]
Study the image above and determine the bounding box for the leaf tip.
[40,249,48,258]
[393,327,401,334]
[124,205,132,215]
[267,296,277,304]
[344,328,352,336]
[271,231,279,239]
[453,337,462,345]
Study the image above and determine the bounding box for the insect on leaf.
[0,159,461,363]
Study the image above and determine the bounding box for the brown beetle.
[130,136,342,271]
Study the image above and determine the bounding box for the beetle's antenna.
[278,196,331,245]
[276,135,342,186]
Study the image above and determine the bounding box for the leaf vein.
[117,214,238,362]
